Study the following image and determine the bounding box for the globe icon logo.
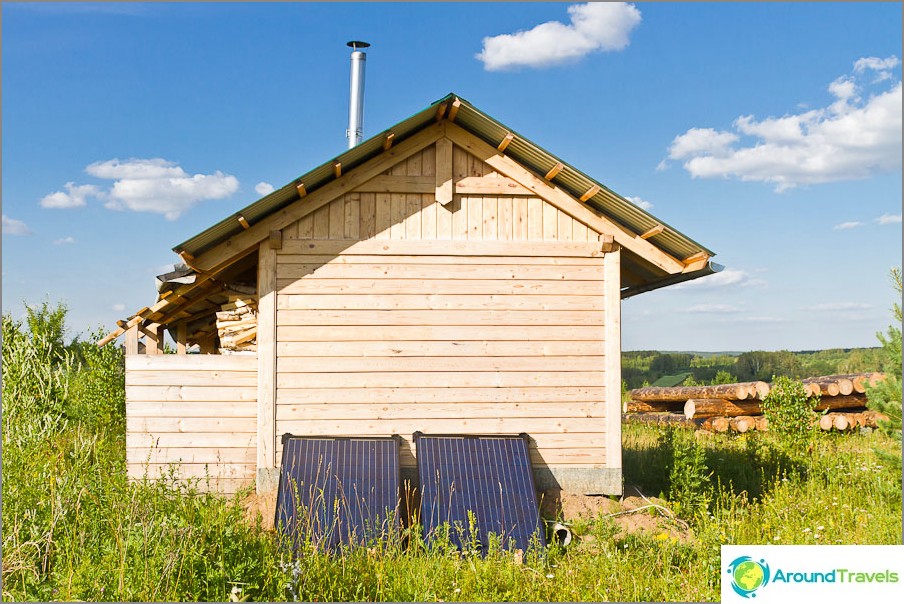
[726,556,771,598]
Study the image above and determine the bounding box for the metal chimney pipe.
[346,40,370,149]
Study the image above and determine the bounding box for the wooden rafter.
[435,101,448,122]
[640,224,664,240]
[237,215,250,230]
[296,182,307,197]
[497,133,514,152]
[333,161,342,179]
[579,185,601,202]
[447,98,461,122]
[382,132,395,151]
[544,162,564,180]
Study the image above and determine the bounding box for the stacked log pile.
[624,373,887,433]
[216,296,258,353]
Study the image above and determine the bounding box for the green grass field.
[3,306,902,601]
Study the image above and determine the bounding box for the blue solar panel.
[415,433,546,553]
[275,435,400,550]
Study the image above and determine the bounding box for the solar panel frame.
[275,434,402,552]
[414,432,547,554]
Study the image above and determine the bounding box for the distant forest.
[621,348,884,389]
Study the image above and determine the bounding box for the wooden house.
[101,93,719,497]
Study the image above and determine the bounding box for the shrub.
[660,426,712,522]
[760,376,816,452]
[866,268,902,438]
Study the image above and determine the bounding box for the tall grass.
[3,303,901,601]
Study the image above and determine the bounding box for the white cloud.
[804,302,873,311]
[854,56,900,82]
[53,236,76,245]
[626,195,653,210]
[2,214,32,235]
[666,57,902,191]
[255,181,275,196]
[876,213,902,224]
[86,158,239,221]
[39,182,100,209]
[112,303,126,312]
[476,2,641,71]
[673,268,764,290]
[833,221,863,230]
[683,304,743,314]
[669,128,739,158]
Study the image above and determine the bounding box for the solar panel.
[415,433,546,554]
[275,435,400,551]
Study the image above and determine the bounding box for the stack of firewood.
[216,296,258,353]
[624,373,887,433]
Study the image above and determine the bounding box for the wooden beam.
[683,251,709,265]
[443,123,686,274]
[682,252,710,273]
[435,101,448,122]
[186,122,445,275]
[257,243,277,490]
[435,137,453,205]
[599,234,616,253]
[178,251,195,265]
[237,215,250,230]
[269,230,283,250]
[333,161,342,179]
[455,175,534,196]
[447,98,461,122]
[579,185,601,202]
[640,224,664,240]
[544,162,564,181]
[295,182,307,197]
[382,132,395,151]
[97,327,124,347]
[497,133,514,152]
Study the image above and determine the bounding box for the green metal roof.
[174,92,718,292]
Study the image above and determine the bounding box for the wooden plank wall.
[125,355,257,494]
[273,142,611,472]
[274,240,608,468]
[281,145,596,243]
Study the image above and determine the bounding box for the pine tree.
[866,268,902,438]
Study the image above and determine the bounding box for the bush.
[760,376,816,452]
[864,268,902,438]
[660,427,712,522]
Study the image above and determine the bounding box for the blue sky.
[2,2,901,351]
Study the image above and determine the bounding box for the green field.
[3,304,902,601]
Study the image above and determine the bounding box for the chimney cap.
[347,40,370,50]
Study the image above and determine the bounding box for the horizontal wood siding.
[125,355,257,494]
[274,238,609,470]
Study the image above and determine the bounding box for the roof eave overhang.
[621,261,724,299]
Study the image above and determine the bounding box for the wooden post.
[257,243,278,493]
[125,324,139,355]
[603,245,621,473]
[144,323,164,355]
[175,323,187,354]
